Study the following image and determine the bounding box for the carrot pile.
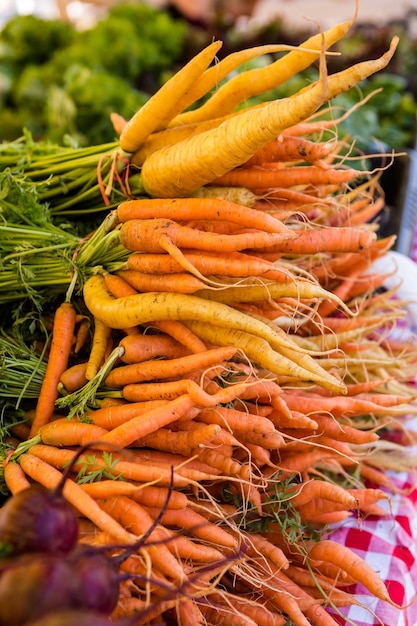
[3,5,417,625]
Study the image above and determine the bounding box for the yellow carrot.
[119,40,222,154]
[83,275,346,394]
[140,38,397,198]
[168,9,359,127]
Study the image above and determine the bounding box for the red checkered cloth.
[325,253,417,625]
[326,470,417,626]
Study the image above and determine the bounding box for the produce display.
[1,3,417,625]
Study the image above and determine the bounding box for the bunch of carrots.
[2,2,417,624]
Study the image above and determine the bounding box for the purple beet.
[66,545,124,614]
[0,483,79,557]
[0,552,78,626]
[0,442,106,558]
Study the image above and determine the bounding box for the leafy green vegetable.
[0,3,189,145]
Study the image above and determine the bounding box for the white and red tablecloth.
[329,251,417,625]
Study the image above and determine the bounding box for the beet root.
[0,483,79,557]
[0,552,78,626]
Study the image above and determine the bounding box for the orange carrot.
[263,225,377,255]
[104,346,237,387]
[28,444,194,488]
[18,452,138,543]
[213,165,360,189]
[312,414,379,445]
[245,532,290,571]
[203,593,286,626]
[79,480,188,510]
[58,362,89,394]
[116,268,208,294]
[243,135,334,166]
[176,598,205,626]
[147,320,207,353]
[126,249,294,283]
[37,418,109,448]
[116,197,291,234]
[29,301,77,437]
[95,394,197,449]
[121,379,247,404]
[119,333,188,364]
[3,461,31,495]
[307,539,392,602]
[86,399,171,429]
[196,405,276,435]
[135,423,222,457]
[73,316,90,354]
[145,506,238,550]
[104,272,139,298]
[119,218,295,254]
[98,495,185,580]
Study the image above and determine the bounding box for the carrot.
[82,275,348,387]
[104,272,139,298]
[312,414,379,445]
[119,333,188,364]
[262,225,377,256]
[276,449,338,475]
[29,300,77,437]
[116,268,209,294]
[194,276,351,312]
[110,111,127,135]
[18,452,138,543]
[213,165,360,190]
[126,249,295,284]
[79,480,188,510]
[85,316,112,381]
[190,185,257,207]
[98,495,185,580]
[121,379,249,405]
[176,598,205,626]
[115,197,291,234]
[119,218,295,255]
[237,430,285,450]
[167,42,330,128]
[168,11,358,127]
[119,40,223,154]
[132,448,223,480]
[135,423,222,457]
[307,539,392,602]
[104,346,237,387]
[141,38,398,198]
[197,405,276,435]
[203,592,286,626]
[3,460,31,495]
[100,378,256,450]
[244,532,290,571]
[152,527,225,563]
[87,399,171,429]
[145,506,238,550]
[73,316,90,354]
[95,394,196,449]
[28,443,194,488]
[35,417,109,448]
[183,321,347,393]
[58,362,89,394]
[145,320,207,353]
[243,135,334,166]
